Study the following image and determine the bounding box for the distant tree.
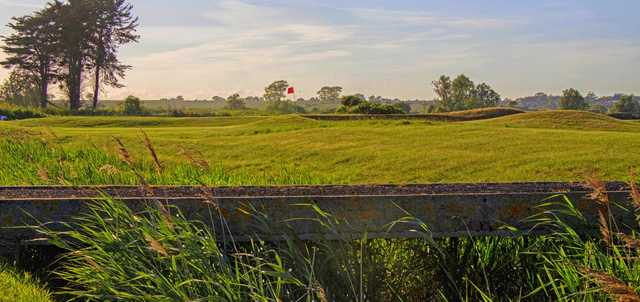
[452,74,476,110]
[589,103,608,114]
[559,88,588,110]
[340,95,364,108]
[473,83,501,108]
[354,93,366,102]
[369,95,383,104]
[122,95,142,115]
[0,70,41,107]
[432,75,453,111]
[175,95,184,101]
[610,95,639,114]
[87,0,139,110]
[507,100,519,108]
[1,7,59,108]
[225,93,245,110]
[264,100,305,114]
[317,86,342,103]
[433,75,501,112]
[395,102,412,114]
[585,91,598,102]
[211,96,225,103]
[264,80,289,102]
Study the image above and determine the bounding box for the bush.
[122,95,144,115]
[0,102,46,120]
[610,95,639,114]
[264,100,306,114]
[559,88,588,110]
[337,97,405,115]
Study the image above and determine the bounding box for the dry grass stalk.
[144,234,169,257]
[198,187,220,210]
[43,127,58,140]
[141,131,163,173]
[98,164,120,175]
[630,170,640,211]
[617,233,640,251]
[180,147,210,170]
[315,283,328,302]
[113,137,134,166]
[37,166,49,182]
[581,268,640,302]
[586,176,612,245]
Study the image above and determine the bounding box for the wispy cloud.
[349,8,520,29]
[0,0,41,9]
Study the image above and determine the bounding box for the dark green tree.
[0,70,41,107]
[225,93,246,110]
[54,0,96,111]
[340,95,364,108]
[317,86,342,103]
[122,95,142,115]
[559,88,588,110]
[474,83,501,108]
[264,80,289,102]
[610,95,639,114]
[451,74,475,110]
[87,0,139,110]
[1,6,60,108]
[432,75,453,112]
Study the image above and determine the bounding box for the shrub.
[559,88,588,110]
[0,102,46,120]
[122,95,144,115]
[225,93,246,110]
[610,95,639,114]
[337,97,405,115]
[264,100,306,114]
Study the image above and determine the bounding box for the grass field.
[3,109,640,301]
[2,110,640,185]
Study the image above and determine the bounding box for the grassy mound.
[483,110,640,132]
[0,263,53,302]
[438,107,525,120]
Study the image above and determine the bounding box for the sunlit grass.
[2,111,640,184]
[0,263,53,302]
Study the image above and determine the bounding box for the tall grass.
[0,138,336,186]
[30,182,640,301]
[4,135,640,300]
[0,262,53,302]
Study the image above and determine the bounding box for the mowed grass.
[2,110,640,184]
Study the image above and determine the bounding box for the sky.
[0,0,639,100]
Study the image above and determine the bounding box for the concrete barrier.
[0,182,635,254]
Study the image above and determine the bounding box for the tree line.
[431,74,501,112]
[0,0,139,111]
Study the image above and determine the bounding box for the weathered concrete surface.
[0,183,635,253]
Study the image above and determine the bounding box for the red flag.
[287,87,295,94]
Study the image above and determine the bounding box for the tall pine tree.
[88,0,139,110]
[1,6,59,108]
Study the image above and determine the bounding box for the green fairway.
[2,110,639,185]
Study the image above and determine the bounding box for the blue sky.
[1,0,639,100]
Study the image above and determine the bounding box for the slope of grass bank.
[1,111,640,185]
[484,110,640,132]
